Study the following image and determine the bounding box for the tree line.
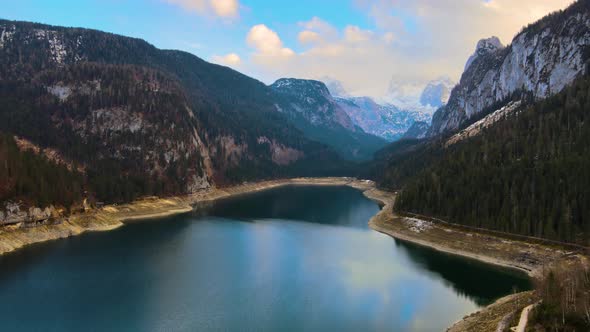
[389,75,590,245]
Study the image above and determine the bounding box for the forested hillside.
[391,75,590,245]
[0,19,344,208]
[0,133,84,209]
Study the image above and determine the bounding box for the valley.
[2,0,590,330]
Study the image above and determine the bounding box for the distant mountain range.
[322,77,453,141]
[270,78,387,161]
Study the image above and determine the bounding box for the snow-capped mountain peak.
[419,77,455,108]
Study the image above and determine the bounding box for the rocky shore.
[0,176,580,331]
[364,191,571,278]
[362,186,588,331]
[0,177,372,256]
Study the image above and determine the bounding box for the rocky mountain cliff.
[270,78,386,160]
[429,0,590,136]
[0,19,340,209]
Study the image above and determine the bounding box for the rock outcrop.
[0,202,59,226]
[429,0,590,136]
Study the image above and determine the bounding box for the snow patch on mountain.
[0,25,15,49]
[420,77,455,108]
[446,101,522,146]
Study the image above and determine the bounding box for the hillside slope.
[394,74,590,245]
[0,19,341,208]
[376,0,590,245]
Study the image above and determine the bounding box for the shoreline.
[361,186,587,331]
[0,177,373,256]
[0,176,567,275]
[0,176,577,331]
[361,187,549,278]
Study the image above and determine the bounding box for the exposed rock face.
[464,37,505,72]
[14,136,84,172]
[445,101,522,146]
[402,121,430,140]
[429,1,590,136]
[0,202,58,226]
[256,136,304,166]
[271,78,356,131]
[270,78,386,160]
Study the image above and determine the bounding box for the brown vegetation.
[530,258,590,331]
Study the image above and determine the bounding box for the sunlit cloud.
[298,30,322,45]
[247,24,295,57]
[211,53,242,67]
[241,0,572,98]
[163,0,240,18]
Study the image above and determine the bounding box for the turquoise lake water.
[0,185,529,331]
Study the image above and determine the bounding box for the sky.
[2,0,574,98]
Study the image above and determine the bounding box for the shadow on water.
[194,185,378,229]
[392,237,531,306]
[0,184,532,331]
[0,213,192,282]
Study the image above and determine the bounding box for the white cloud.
[298,30,322,45]
[247,24,295,57]
[209,0,239,17]
[344,25,373,43]
[299,17,339,38]
[244,0,573,98]
[211,53,242,67]
[163,0,240,18]
[382,31,395,44]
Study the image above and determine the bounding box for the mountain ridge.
[429,1,590,136]
[0,19,343,208]
[270,78,387,160]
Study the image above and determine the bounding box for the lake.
[0,185,529,331]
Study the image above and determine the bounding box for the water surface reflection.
[0,185,529,331]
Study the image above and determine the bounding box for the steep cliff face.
[429,0,590,136]
[0,20,340,206]
[270,78,386,160]
[271,78,356,131]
